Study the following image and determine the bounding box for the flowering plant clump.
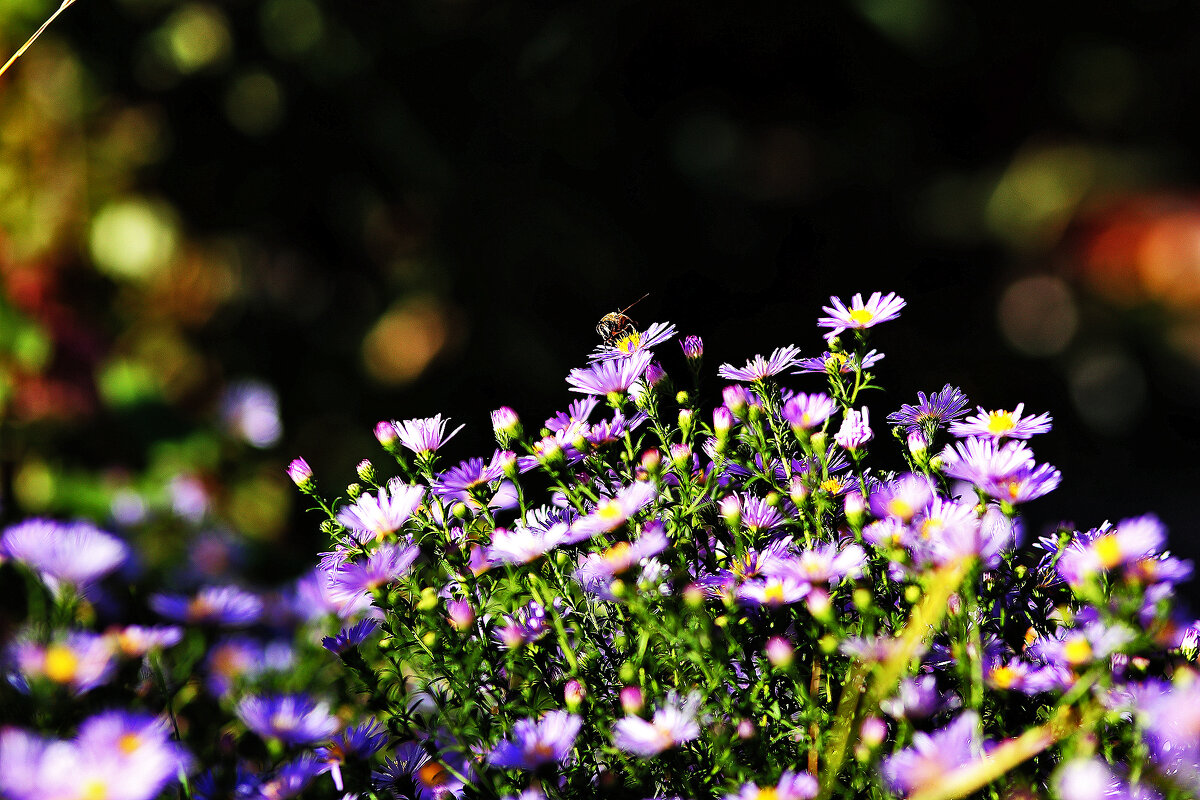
[1,292,1198,800]
[278,292,1200,800]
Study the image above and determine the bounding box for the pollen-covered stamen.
[985,410,1017,435]
[43,644,80,682]
[848,308,876,325]
[1092,534,1123,569]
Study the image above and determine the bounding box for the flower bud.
[807,588,833,621]
[347,482,364,500]
[640,448,662,477]
[620,686,643,714]
[853,587,873,611]
[907,430,929,458]
[356,459,376,483]
[286,458,314,491]
[565,679,586,711]
[374,421,399,450]
[447,599,474,631]
[810,431,827,455]
[619,662,636,685]
[737,719,756,740]
[860,716,887,748]
[644,361,668,388]
[722,385,749,418]
[844,491,866,528]
[789,476,809,506]
[765,636,794,669]
[669,443,692,470]
[678,408,694,437]
[535,436,564,467]
[681,335,703,363]
[719,495,741,529]
[713,406,735,438]
[490,406,522,444]
[675,390,689,405]
[683,583,705,608]
[417,587,439,612]
[496,450,519,479]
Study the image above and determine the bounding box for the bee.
[595,293,649,345]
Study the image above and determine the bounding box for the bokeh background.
[3,0,1200,595]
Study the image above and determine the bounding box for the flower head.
[834,407,873,452]
[328,543,421,605]
[237,693,341,746]
[566,352,653,395]
[590,321,677,362]
[337,478,425,542]
[887,385,971,436]
[322,619,380,654]
[717,345,803,382]
[612,692,702,757]
[817,291,906,341]
[880,711,983,795]
[725,771,818,800]
[11,632,116,694]
[568,480,658,541]
[1,519,129,591]
[393,415,465,457]
[949,403,1053,440]
[781,393,836,431]
[150,585,264,626]
[793,350,883,375]
[489,710,582,770]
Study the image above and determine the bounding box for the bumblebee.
[596,293,649,345]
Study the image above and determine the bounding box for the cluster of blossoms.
[2,290,1197,800]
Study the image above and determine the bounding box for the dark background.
[3,0,1200,594]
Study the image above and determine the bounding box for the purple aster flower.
[494,601,551,649]
[870,473,935,523]
[734,494,786,535]
[574,523,670,598]
[111,624,184,657]
[879,675,943,721]
[328,542,421,605]
[780,392,836,431]
[590,321,678,362]
[293,566,374,619]
[431,457,505,502]
[880,711,983,796]
[736,575,810,607]
[393,414,465,457]
[949,403,1053,441]
[568,480,658,540]
[1,518,129,591]
[768,541,867,586]
[725,771,818,800]
[150,585,264,626]
[238,693,340,746]
[373,742,467,800]
[612,691,702,757]
[337,478,425,542]
[76,711,192,790]
[566,351,653,395]
[323,619,380,654]
[793,349,884,374]
[489,710,582,770]
[717,345,803,382]
[681,335,704,362]
[258,756,326,799]
[834,406,873,452]
[316,719,389,791]
[11,632,116,695]
[887,385,971,436]
[817,291,906,341]
[219,379,283,448]
[487,524,571,566]
[938,437,1058,504]
[984,460,1062,505]
[1057,514,1168,587]
[287,457,314,489]
[1053,758,1126,800]
[545,397,600,434]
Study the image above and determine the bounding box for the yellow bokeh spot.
[164,5,232,73]
[81,779,110,800]
[43,644,79,683]
[118,733,143,755]
[990,665,1018,689]
[89,199,178,281]
[363,298,458,386]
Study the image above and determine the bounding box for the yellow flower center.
[597,501,623,523]
[1093,534,1123,569]
[985,410,1016,434]
[919,519,942,540]
[990,665,1018,689]
[849,308,875,325]
[887,498,915,520]
[118,733,143,755]
[1005,481,1022,500]
[753,789,780,800]
[43,644,80,683]
[616,332,642,353]
[764,583,786,604]
[1063,636,1093,666]
[820,478,844,494]
[81,779,109,800]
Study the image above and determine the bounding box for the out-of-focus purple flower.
[205,636,294,697]
[110,624,184,657]
[781,392,836,431]
[939,437,1060,504]
[568,481,657,541]
[817,291,906,341]
[392,415,465,457]
[736,575,810,607]
[151,585,264,626]
[238,693,340,746]
[373,742,467,800]
[11,632,116,695]
[879,675,943,720]
[1053,758,1124,800]
[575,523,670,599]
[717,345,803,382]
[612,692,702,757]
[621,686,644,714]
[1,519,129,591]
[337,478,425,543]
[590,321,677,362]
[922,504,1016,568]
[768,541,866,586]
[487,525,571,566]
[316,719,389,791]
[880,711,983,796]
[793,349,883,375]
[1057,515,1169,587]
[489,710,582,770]
[887,385,971,436]
[949,403,1052,441]
[257,756,326,800]
[870,473,935,523]
[328,543,421,606]
[219,379,283,448]
[566,352,653,395]
[725,771,818,800]
[834,407,873,453]
[322,619,380,655]
[494,601,551,650]
[765,636,795,668]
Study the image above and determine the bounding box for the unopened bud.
[347,483,364,500]
[536,436,564,467]
[565,679,586,711]
[713,406,735,438]
[722,385,749,418]
[860,716,887,748]
[619,663,636,685]
[669,443,692,469]
[845,491,866,527]
[356,459,376,483]
[287,458,314,491]
[374,421,399,449]
[447,599,475,631]
[620,686,643,714]
[640,448,662,476]
[765,636,794,669]
[644,361,668,388]
[719,495,741,529]
[681,335,703,363]
[907,430,929,457]
[853,587,873,611]
[678,408,694,437]
[807,588,832,621]
[417,587,439,612]
[737,719,756,739]
[490,406,523,445]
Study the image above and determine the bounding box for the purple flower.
[887,385,971,436]
[257,756,326,799]
[949,403,1053,441]
[717,345,803,382]
[817,291,906,341]
[316,719,389,791]
[287,457,314,489]
[781,392,836,431]
[793,349,884,374]
[681,335,704,362]
[489,710,582,770]
[322,619,380,654]
[337,478,425,542]
[566,352,653,395]
[736,576,810,606]
[431,456,505,503]
[494,601,551,649]
[880,711,983,795]
[487,524,571,565]
[768,541,867,586]
[373,742,467,800]
[392,415,465,457]
[328,543,421,605]
[11,632,116,694]
[1053,758,1125,800]
[568,480,658,540]
[219,379,283,448]
[238,693,340,746]
[612,692,702,757]
[1057,514,1168,587]
[834,406,873,452]
[879,675,943,720]
[545,397,600,434]
[1,519,129,591]
[150,585,264,626]
[590,321,677,362]
[111,625,184,657]
[725,771,818,800]
[574,523,670,598]
[870,473,935,523]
